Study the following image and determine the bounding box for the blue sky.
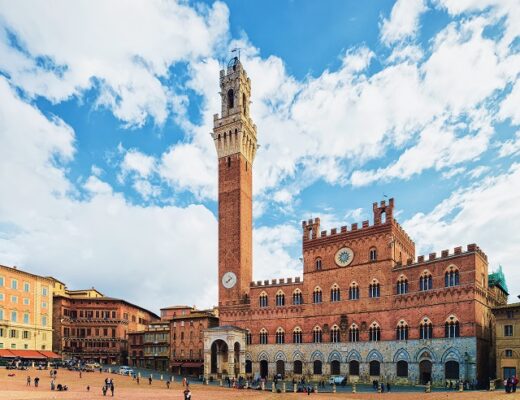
[0,0,519,312]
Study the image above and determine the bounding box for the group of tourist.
[25,376,40,387]
[505,375,519,393]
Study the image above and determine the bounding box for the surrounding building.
[493,296,520,381]
[129,321,169,371]
[52,283,159,364]
[129,306,219,376]
[0,264,54,352]
[203,58,509,386]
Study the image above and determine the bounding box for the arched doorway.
[276,360,285,378]
[313,360,322,375]
[245,360,252,374]
[294,360,303,375]
[331,360,340,375]
[369,360,380,376]
[210,340,228,375]
[419,360,432,384]
[260,360,268,379]
[445,361,460,380]
[349,360,359,376]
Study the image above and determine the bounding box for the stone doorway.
[260,360,268,378]
[419,360,432,384]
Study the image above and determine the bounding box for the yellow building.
[493,302,520,380]
[0,264,54,351]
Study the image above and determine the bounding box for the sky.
[0,0,519,313]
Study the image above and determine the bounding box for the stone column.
[203,350,211,378]
[228,349,235,378]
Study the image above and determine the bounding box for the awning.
[38,351,61,359]
[10,350,46,359]
[0,349,15,358]
[171,362,183,367]
[182,362,204,368]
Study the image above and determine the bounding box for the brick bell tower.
[212,57,257,306]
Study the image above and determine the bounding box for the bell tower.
[212,57,257,306]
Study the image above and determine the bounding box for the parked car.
[118,366,134,375]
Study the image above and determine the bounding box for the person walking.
[149,375,153,385]
[136,376,140,384]
[110,381,114,397]
[26,376,31,386]
[34,377,39,387]
[102,385,107,396]
[513,375,519,393]
[183,388,192,399]
[166,380,171,389]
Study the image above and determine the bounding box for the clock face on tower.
[335,247,354,267]
[222,271,237,289]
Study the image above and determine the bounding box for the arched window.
[349,324,359,342]
[313,326,322,343]
[369,279,380,298]
[396,275,408,295]
[313,287,322,304]
[259,328,268,345]
[419,317,433,339]
[419,271,433,291]
[227,89,234,109]
[315,258,322,271]
[330,284,341,302]
[396,360,408,377]
[275,290,285,307]
[349,360,360,375]
[445,315,460,338]
[313,360,322,375]
[396,320,409,341]
[293,327,303,344]
[330,325,340,343]
[369,322,381,342]
[246,330,252,345]
[292,289,303,305]
[275,327,285,344]
[259,292,268,308]
[445,266,460,287]
[349,282,359,300]
[369,247,377,261]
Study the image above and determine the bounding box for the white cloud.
[404,163,520,297]
[0,0,229,126]
[121,149,156,178]
[381,0,428,45]
[498,130,520,158]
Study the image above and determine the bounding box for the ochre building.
[493,300,520,381]
[52,283,159,364]
[204,58,508,386]
[0,264,54,352]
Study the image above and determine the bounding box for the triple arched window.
[369,322,381,341]
[396,320,409,341]
[293,327,303,344]
[445,316,460,338]
[369,279,380,298]
[330,284,341,302]
[445,266,460,287]
[330,325,340,343]
[313,326,323,343]
[419,271,433,291]
[259,328,268,344]
[420,317,433,339]
[349,324,360,342]
[349,282,359,300]
[275,290,285,307]
[396,275,408,295]
[313,287,323,304]
[259,292,268,308]
[275,327,285,344]
[292,289,303,305]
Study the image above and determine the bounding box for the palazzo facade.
[204,58,508,386]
